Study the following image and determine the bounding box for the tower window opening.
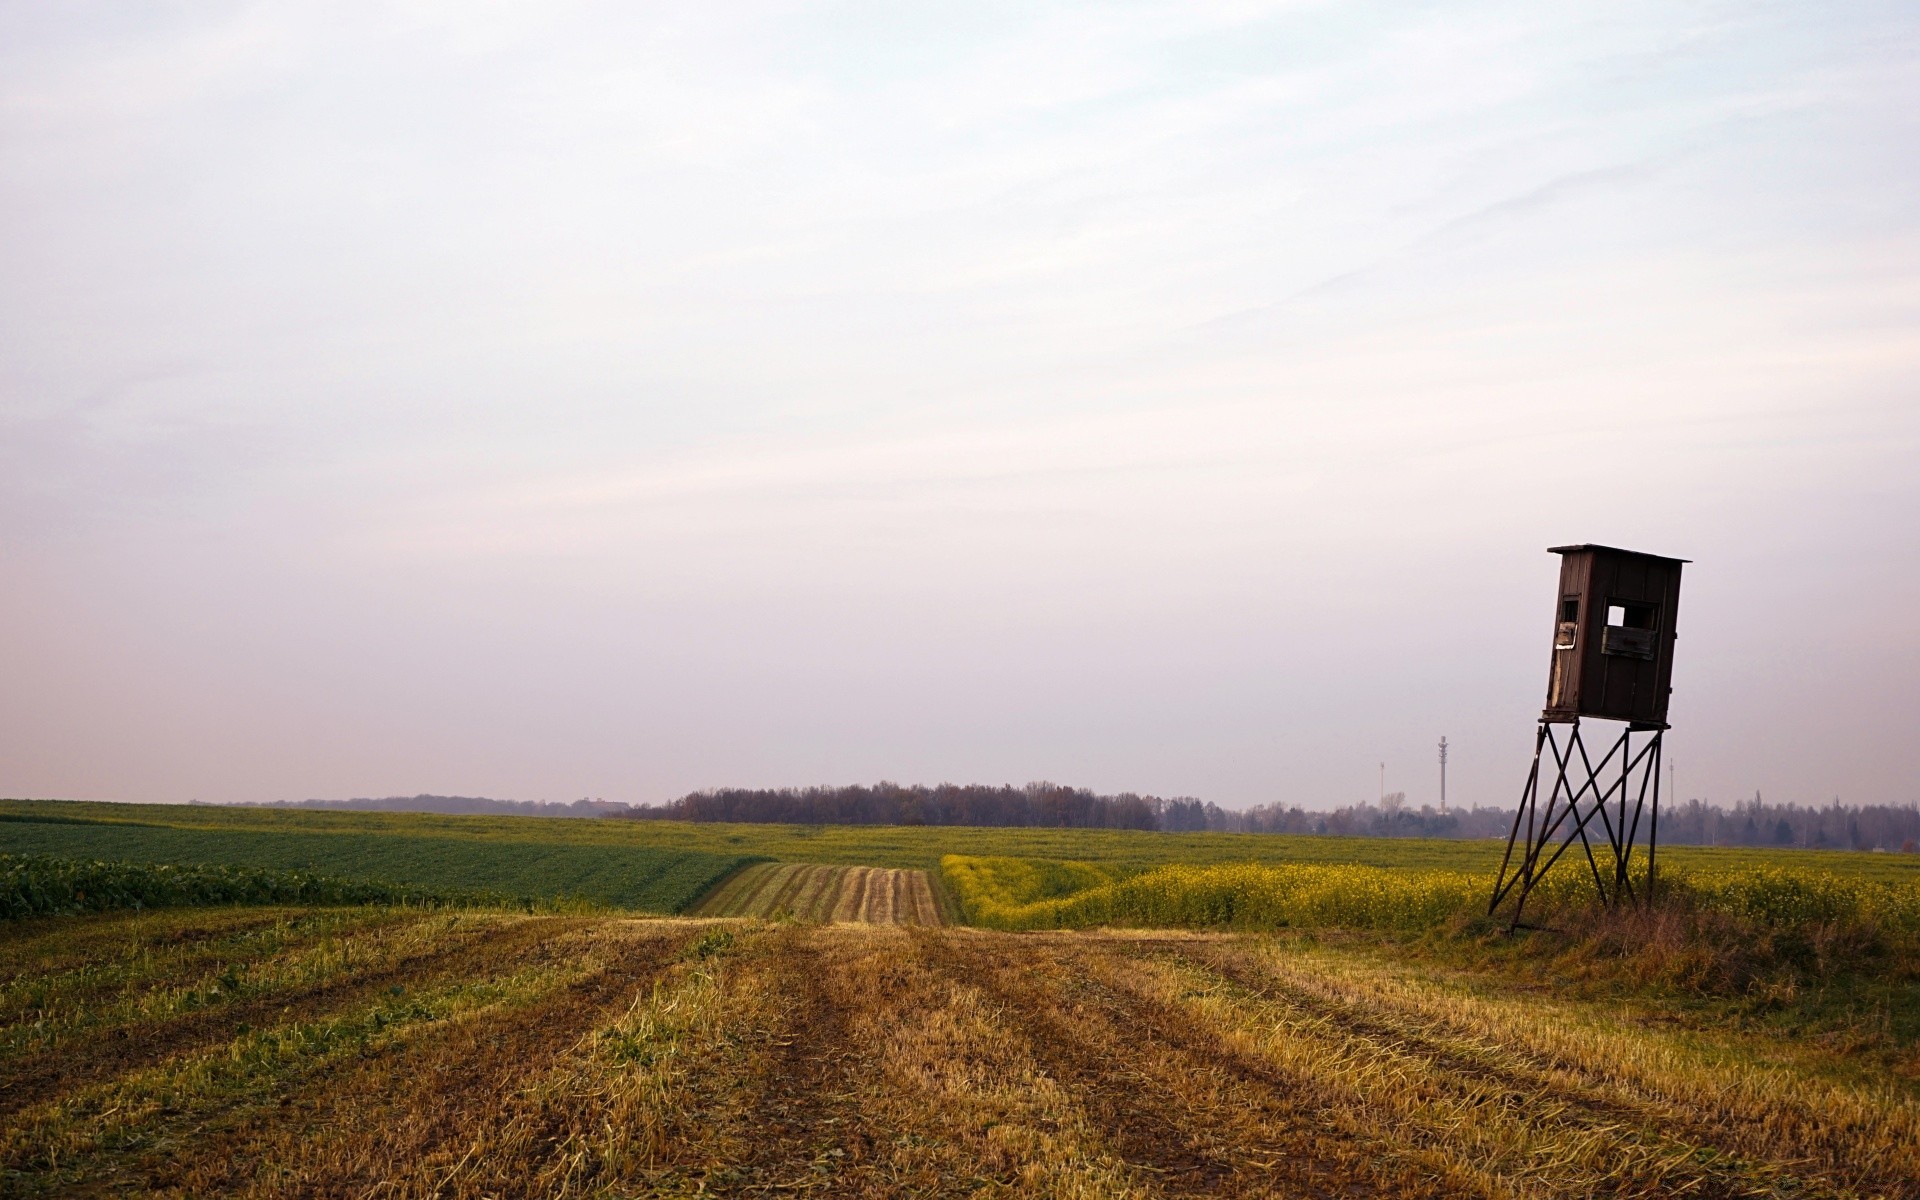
[1607,601,1657,629]
[1602,600,1659,659]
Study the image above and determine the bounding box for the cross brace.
[1488,720,1663,930]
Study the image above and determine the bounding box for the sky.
[2,1,1917,812]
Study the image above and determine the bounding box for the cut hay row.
[785,864,840,919]
[3,910,1914,1198]
[689,863,944,925]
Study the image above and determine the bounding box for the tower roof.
[1548,544,1691,564]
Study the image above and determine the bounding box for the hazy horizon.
[4,2,1917,814]
[22,786,1920,819]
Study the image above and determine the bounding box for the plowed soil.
[4,910,1916,1198]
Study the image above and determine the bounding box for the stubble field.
[689,862,950,924]
[4,907,1918,1199]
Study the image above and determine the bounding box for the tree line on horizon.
[1656,795,1920,852]
[617,783,1920,850]
[251,795,630,819]
[253,787,1920,851]
[624,782,1174,831]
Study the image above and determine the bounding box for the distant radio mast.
[1438,736,1449,811]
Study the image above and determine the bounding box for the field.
[7,799,1916,897]
[0,854,485,919]
[0,799,1525,878]
[4,798,1920,1196]
[2,907,1916,1198]
[943,854,1920,934]
[690,863,950,924]
[0,804,756,913]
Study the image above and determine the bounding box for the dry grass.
[1168,936,1920,1193]
[3,909,1917,1198]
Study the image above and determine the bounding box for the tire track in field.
[0,910,399,1046]
[0,915,566,1121]
[830,866,873,922]
[1186,945,1707,1127]
[807,925,1146,1195]
[917,935,1230,1192]
[144,922,706,1199]
[878,870,901,924]
[868,870,895,925]
[0,911,297,989]
[897,871,920,924]
[916,930,1457,1198]
[5,919,637,1198]
[1171,943,1890,1200]
[1143,944,1794,1200]
[851,867,880,922]
[711,927,883,1194]
[455,923,892,1197]
[872,868,939,925]
[904,871,941,925]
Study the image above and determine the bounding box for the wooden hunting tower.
[1491,544,1690,929]
[1542,545,1687,729]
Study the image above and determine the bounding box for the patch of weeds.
[684,929,736,960]
[601,1024,683,1067]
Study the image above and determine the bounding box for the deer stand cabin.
[1490,545,1688,930]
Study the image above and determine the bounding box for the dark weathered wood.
[1540,544,1686,728]
[1497,545,1686,925]
[1542,550,1592,720]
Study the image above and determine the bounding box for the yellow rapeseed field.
[944,854,1920,935]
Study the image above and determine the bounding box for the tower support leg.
[1490,722,1664,930]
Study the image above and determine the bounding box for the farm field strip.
[691,863,943,924]
[4,911,1913,1198]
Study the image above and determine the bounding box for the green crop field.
[0,854,487,919]
[0,803,752,914]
